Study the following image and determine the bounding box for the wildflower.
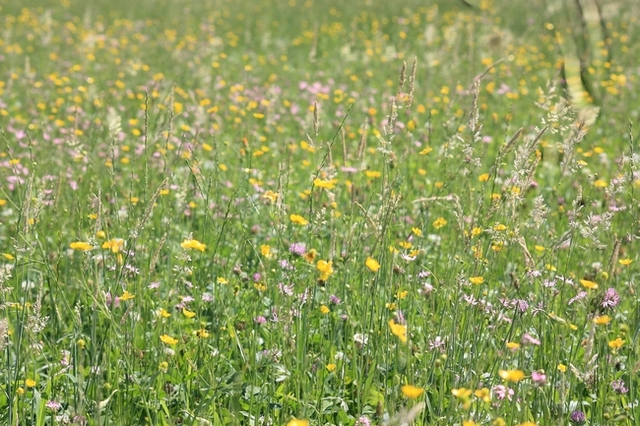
[158,308,171,318]
[388,319,407,343]
[286,419,309,426]
[180,238,206,252]
[479,173,490,182]
[46,400,62,411]
[160,334,179,345]
[412,227,422,236]
[353,333,368,347]
[290,214,308,225]
[102,238,124,253]
[608,337,624,349]
[254,316,267,325]
[474,387,491,402]
[354,416,371,426]
[433,217,447,229]
[579,279,598,289]
[451,387,472,398]
[95,230,106,239]
[601,288,620,308]
[469,276,484,285]
[493,223,507,231]
[289,242,306,256]
[401,385,424,399]
[326,363,336,372]
[260,244,272,258]
[557,364,567,373]
[316,260,334,281]
[320,305,330,314]
[618,258,633,266]
[313,178,335,189]
[262,190,278,203]
[611,379,628,394]
[365,257,380,272]
[119,290,135,301]
[568,291,588,305]
[182,308,196,318]
[303,249,317,262]
[521,333,541,345]
[329,294,341,305]
[498,369,525,382]
[531,370,547,385]
[70,242,93,251]
[25,379,36,388]
[592,315,611,325]
[217,277,228,285]
[492,385,514,400]
[463,421,476,426]
[569,410,586,424]
[158,361,169,372]
[506,342,520,351]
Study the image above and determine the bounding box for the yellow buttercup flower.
[365,257,380,272]
[70,241,93,251]
[498,369,525,382]
[180,238,206,252]
[401,384,424,398]
[160,334,178,345]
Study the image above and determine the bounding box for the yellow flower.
[196,328,210,338]
[316,260,334,281]
[260,244,272,258]
[320,305,330,314]
[451,387,472,398]
[493,418,506,426]
[580,279,598,289]
[557,364,567,373]
[299,249,315,263]
[25,379,36,388]
[16,387,25,395]
[286,419,309,426]
[474,387,491,402]
[433,217,447,229]
[160,334,178,345]
[506,342,520,351]
[182,308,196,318]
[290,214,308,226]
[365,170,382,178]
[313,178,336,189]
[471,227,483,236]
[158,308,171,318]
[419,147,433,155]
[401,385,424,399]
[119,290,135,301]
[158,361,169,372]
[388,319,407,343]
[498,369,525,382]
[493,224,507,231]
[469,276,484,285]
[102,238,124,253]
[519,423,537,426]
[619,258,633,266]
[70,241,93,251]
[326,363,337,372]
[2,253,14,260]
[365,257,380,272]
[463,421,477,426]
[180,238,206,252]
[411,227,422,236]
[262,190,278,203]
[608,338,624,349]
[478,173,490,182]
[593,315,611,325]
[217,277,228,284]
[534,245,545,252]
[594,179,608,188]
[95,230,106,239]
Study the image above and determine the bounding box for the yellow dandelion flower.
[102,238,124,253]
[70,241,93,251]
[580,279,598,289]
[619,258,633,266]
[160,334,178,345]
[119,290,135,301]
[593,315,611,325]
[471,226,483,236]
[25,379,36,388]
[313,178,336,189]
[401,385,424,399]
[388,319,407,343]
[290,214,308,225]
[469,276,484,285]
[433,217,447,229]
[180,238,206,252]
[365,257,380,272]
[260,244,272,258]
[316,260,334,281]
[320,305,330,314]
[411,227,422,236]
[498,369,525,382]
[608,337,624,349]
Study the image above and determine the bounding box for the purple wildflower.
[289,242,306,256]
[354,416,371,426]
[253,316,267,325]
[521,333,541,346]
[568,291,588,305]
[570,410,586,424]
[493,385,514,401]
[531,370,547,385]
[611,379,628,394]
[46,400,62,411]
[329,294,341,305]
[601,288,620,308]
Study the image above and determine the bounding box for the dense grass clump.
[0,0,639,424]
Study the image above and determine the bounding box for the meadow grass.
[0,0,639,424]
